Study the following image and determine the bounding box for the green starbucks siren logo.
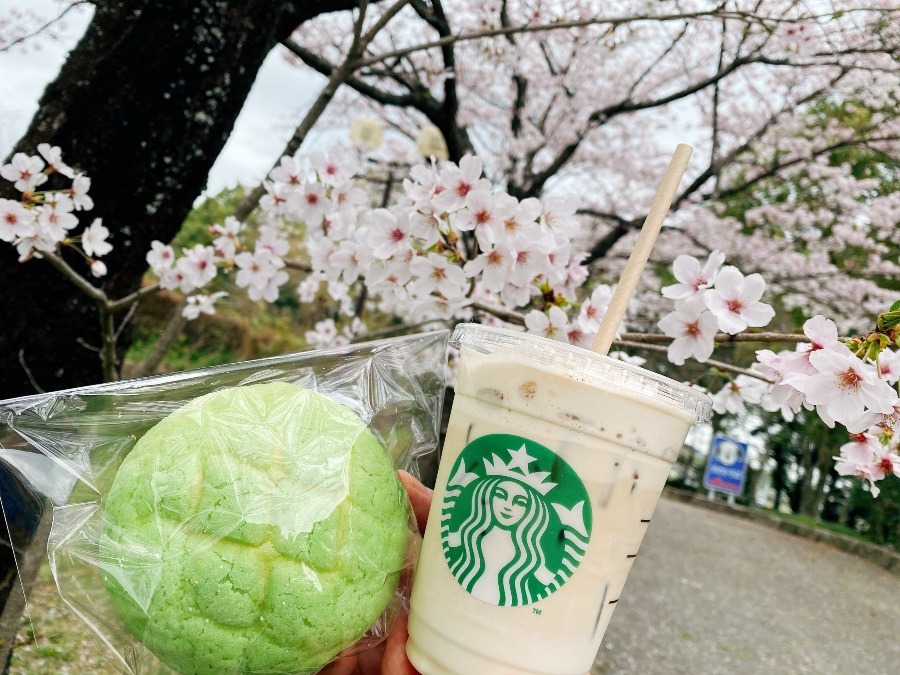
[441,434,592,607]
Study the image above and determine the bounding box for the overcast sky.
[0,0,328,195]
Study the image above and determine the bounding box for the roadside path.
[592,498,899,674]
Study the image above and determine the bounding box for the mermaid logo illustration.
[441,434,592,607]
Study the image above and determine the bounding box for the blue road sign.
[703,436,749,496]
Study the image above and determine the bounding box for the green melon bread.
[101,382,410,674]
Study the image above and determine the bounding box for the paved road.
[591,498,899,674]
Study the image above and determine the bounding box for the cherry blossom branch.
[585,70,856,264]
[41,252,163,381]
[136,298,188,377]
[41,250,106,303]
[0,1,90,53]
[475,301,811,345]
[352,6,796,69]
[234,0,411,221]
[99,305,117,382]
[471,301,527,325]
[284,258,312,272]
[710,134,900,203]
[17,349,44,393]
[107,282,161,313]
[622,331,810,344]
[613,340,775,383]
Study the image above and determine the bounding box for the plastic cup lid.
[451,323,712,424]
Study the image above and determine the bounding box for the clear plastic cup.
[407,324,711,674]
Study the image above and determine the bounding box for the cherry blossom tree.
[0,3,898,667]
[274,0,897,326]
[0,0,395,656]
[0,0,368,400]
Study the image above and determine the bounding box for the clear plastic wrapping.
[0,330,449,674]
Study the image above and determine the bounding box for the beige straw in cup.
[591,144,693,355]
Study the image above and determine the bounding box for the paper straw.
[591,144,693,355]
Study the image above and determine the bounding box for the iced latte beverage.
[407,324,710,674]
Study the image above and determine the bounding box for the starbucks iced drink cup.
[407,324,710,675]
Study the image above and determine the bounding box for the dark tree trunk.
[770,442,789,511]
[0,0,358,662]
[793,440,817,515]
[0,0,355,399]
[810,453,836,518]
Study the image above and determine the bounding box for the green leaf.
[890,300,900,312]
[878,309,900,330]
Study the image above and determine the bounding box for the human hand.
[318,470,432,675]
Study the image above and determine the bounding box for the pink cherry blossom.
[269,156,305,185]
[0,153,47,193]
[367,208,412,259]
[285,182,328,224]
[870,447,900,482]
[403,161,443,210]
[566,321,592,349]
[305,318,343,349]
[156,266,187,292]
[451,190,512,249]
[297,276,322,303]
[661,250,725,301]
[0,199,33,242]
[82,219,112,258]
[260,181,290,213]
[798,349,899,426]
[578,284,614,333]
[146,241,175,272]
[463,245,514,293]
[37,144,75,179]
[609,352,646,367]
[366,255,413,295]
[235,249,279,292]
[753,350,805,421]
[844,403,900,435]
[328,239,369,285]
[256,226,289,263]
[176,244,218,292]
[555,249,590,302]
[408,293,472,322]
[781,315,850,375]
[69,174,94,211]
[704,266,775,334]
[433,155,489,212]
[13,228,58,260]
[89,260,107,278]
[409,252,467,299]
[309,150,354,187]
[540,194,580,237]
[36,195,78,243]
[331,183,367,220]
[835,433,898,497]
[877,349,900,384]
[497,197,542,243]
[249,269,288,303]
[210,216,243,261]
[507,232,553,287]
[182,292,228,320]
[500,281,533,308]
[408,209,442,248]
[524,306,569,341]
[711,375,766,415]
[658,301,718,365]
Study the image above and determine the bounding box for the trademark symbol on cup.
[532,608,542,615]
